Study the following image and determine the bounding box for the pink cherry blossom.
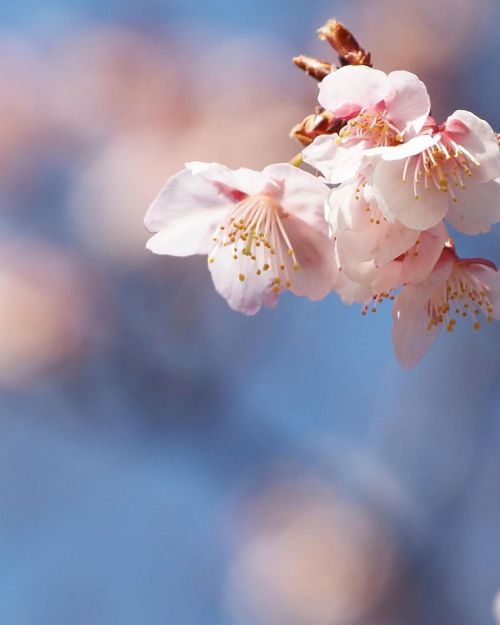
[392,246,500,368]
[372,111,500,233]
[302,65,431,183]
[145,162,338,314]
[328,180,447,303]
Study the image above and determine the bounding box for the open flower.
[145,162,338,314]
[372,111,500,233]
[392,245,500,367]
[302,65,431,183]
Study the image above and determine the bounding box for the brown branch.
[290,19,372,147]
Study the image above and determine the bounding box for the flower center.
[338,110,404,147]
[404,137,481,201]
[208,193,300,293]
[427,265,494,332]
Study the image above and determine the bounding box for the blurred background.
[1,1,500,624]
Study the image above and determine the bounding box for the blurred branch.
[292,55,333,82]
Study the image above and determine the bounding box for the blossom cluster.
[145,22,500,367]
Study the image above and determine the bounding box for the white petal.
[373,158,449,230]
[446,178,500,235]
[385,70,431,136]
[232,167,280,196]
[260,163,329,228]
[365,134,440,161]
[145,167,232,256]
[209,246,278,315]
[446,110,500,182]
[326,180,370,233]
[302,135,367,184]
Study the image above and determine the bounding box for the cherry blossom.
[144,18,500,368]
[392,246,500,367]
[372,111,500,233]
[302,65,431,183]
[145,162,338,314]
[328,180,447,304]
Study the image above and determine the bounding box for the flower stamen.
[209,194,300,292]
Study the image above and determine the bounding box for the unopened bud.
[292,55,334,81]
[317,19,372,67]
[290,109,344,146]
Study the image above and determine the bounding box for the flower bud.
[292,55,334,82]
[289,110,343,146]
[317,19,372,67]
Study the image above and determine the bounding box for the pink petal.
[337,223,446,295]
[318,65,389,117]
[343,258,382,291]
[468,264,500,319]
[401,223,448,284]
[370,261,405,294]
[334,270,372,304]
[373,158,448,230]
[384,70,431,136]
[391,256,454,367]
[392,299,440,368]
[145,167,232,256]
[281,213,339,301]
[336,222,418,269]
[372,220,421,266]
